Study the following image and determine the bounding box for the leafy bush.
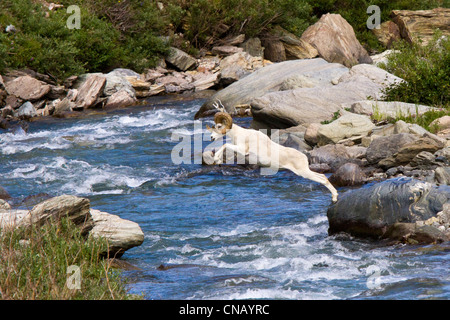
[380,32,450,107]
[0,0,168,80]
[171,0,314,48]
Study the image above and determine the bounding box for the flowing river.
[1,98,449,300]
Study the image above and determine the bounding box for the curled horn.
[214,112,233,134]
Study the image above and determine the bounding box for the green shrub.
[173,0,314,48]
[0,217,140,300]
[0,0,169,80]
[380,32,450,107]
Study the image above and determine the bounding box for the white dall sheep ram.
[206,112,338,203]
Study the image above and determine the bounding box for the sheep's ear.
[206,124,213,132]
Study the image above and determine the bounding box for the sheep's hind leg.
[289,166,338,203]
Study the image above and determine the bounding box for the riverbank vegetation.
[377,32,450,131]
[0,217,139,299]
[0,0,444,80]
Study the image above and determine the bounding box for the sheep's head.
[206,112,233,141]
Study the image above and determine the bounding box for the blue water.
[1,98,449,300]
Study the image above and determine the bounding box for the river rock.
[195,58,348,119]
[278,130,311,153]
[108,68,140,78]
[89,209,144,258]
[0,210,29,231]
[15,101,37,119]
[316,113,375,146]
[18,195,94,236]
[1,106,14,119]
[308,144,353,171]
[125,76,153,98]
[165,47,197,71]
[211,45,243,56]
[329,163,366,187]
[53,98,75,115]
[410,151,437,168]
[370,50,400,67]
[327,177,450,242]
[191,72,220,91]
[366,133,418,164]
[301,13,372,67]
[103,73,136,98]
[350,100,435,120]
[262,39,286,62]
[252,64,401,129]
[239,37,264,58]
[0,186,11,200]
[304,123,321,146]
[0,199,11,210]
[196,58,402,127]
[372,21,401,48]
[271,25,318,60]
[74,75,106,109]
[5,76,51,101]
[435,167,450,185]
[218,51,264,86]
[380,137,445,168]
[430,116,450,131]
[391,8,450,46]
[104,89,137,109]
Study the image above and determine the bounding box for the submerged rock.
[327,177,450,243]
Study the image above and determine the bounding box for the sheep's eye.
[217,124,222,129]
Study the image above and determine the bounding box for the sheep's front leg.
[214,143,246,165]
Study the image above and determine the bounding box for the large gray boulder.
[250,63,402,128]
[195,58,348,119]
[327,177,450,243]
